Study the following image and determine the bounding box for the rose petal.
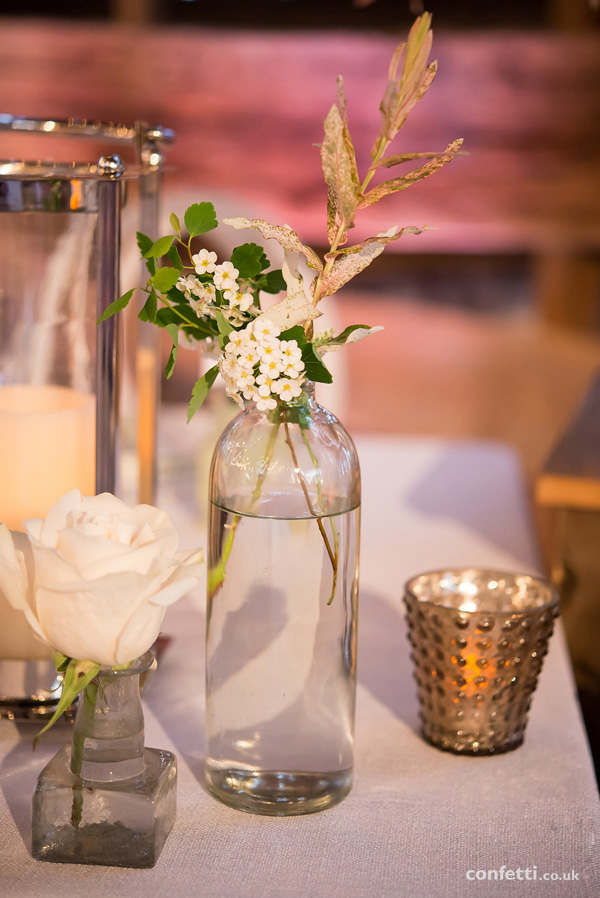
[148,548,204,605]
[81,538,178,581]
[29,489,84,547]
[34,571,164,666]
[150,576,202,607]
[0,527,48,643]
[55,528,134,572]
[114,602,166,666]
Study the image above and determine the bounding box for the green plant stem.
[282,410,338,604]
[299,426,339,605]
[251,418,281,504]
[207,416,282,598]
[207,513,241,598]
[70,681,98,828]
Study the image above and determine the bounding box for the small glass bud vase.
[32,652,177,868]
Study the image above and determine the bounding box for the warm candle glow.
[0,384,95,530]
[0,383,95,660]
[137,346,158,506]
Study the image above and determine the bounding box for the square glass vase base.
[31,746,177,868]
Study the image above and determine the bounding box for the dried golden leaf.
[257,290,321,331]
[359,139,464,209]
[374,144,463,171]
[413,61,437,106]
[377,13,434,144]
[320,104,358,241]
[318,225,428,298]
[336,76,361,191]
[224,217,323,272]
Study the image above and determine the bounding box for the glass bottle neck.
[71,653,152,782]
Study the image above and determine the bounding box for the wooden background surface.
[1,18,600,259]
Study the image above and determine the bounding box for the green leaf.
[155,307,177,328]
[319,324,384,354]
[151,267,181,293]
[143,235,174,259]
[167,245,184,270]
[164,323,180,379]
[137,231,156,275]
[213,309,233,338]
[156,305,194,328]
[138,289,158,323]
[231,242,269,278]
[33,659,101,748]
[53,651,70,673]
[170,212,181,233]
[281,401,312,430]
[301,343,333,384]
[279,324,307,346]
[187,365,219,421]
[224,217,323,273]
[184,202,218,238]
[97,288,135,324]
[257,269,287,294]
[329,324,373,344]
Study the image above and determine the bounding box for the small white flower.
[192,249,218,275]
[225,331,248,354]
[189,282,217,315]
[227,291,254,312]
[255,394,278,411]
[236,369,255,389]
[253,319,280,344]
[238,347,260,370]
[230,391,245,409]
[279,339,302,364]
[274,378,303,402]
[259,357,285,378]
[226,308,248,327]
[219,355,239,377]
[258,341,282,362]
[256,373,276,390]
[176,274,199,300]
[256,382,273,398]
[214,262,239,290]
[198,282,216,301]
[282,360,305,379]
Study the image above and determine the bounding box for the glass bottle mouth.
[96,650,156,679]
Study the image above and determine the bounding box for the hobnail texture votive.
[404,569,560,755]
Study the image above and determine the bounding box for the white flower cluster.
[218,319,306,410]
[176,250,255,326]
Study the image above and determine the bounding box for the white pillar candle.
[0,384,95,660]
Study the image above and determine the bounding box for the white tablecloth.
[1,431,599,897]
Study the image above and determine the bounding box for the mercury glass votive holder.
[404,569,560,755]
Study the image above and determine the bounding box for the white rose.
[0,489,203,667]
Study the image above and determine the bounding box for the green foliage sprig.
[101,13,462,420]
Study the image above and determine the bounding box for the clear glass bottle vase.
[206,384,360,815]
[32,652,177,868]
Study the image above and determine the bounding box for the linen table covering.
[1,432,598,897]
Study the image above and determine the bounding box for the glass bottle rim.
[96,650,156,678]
